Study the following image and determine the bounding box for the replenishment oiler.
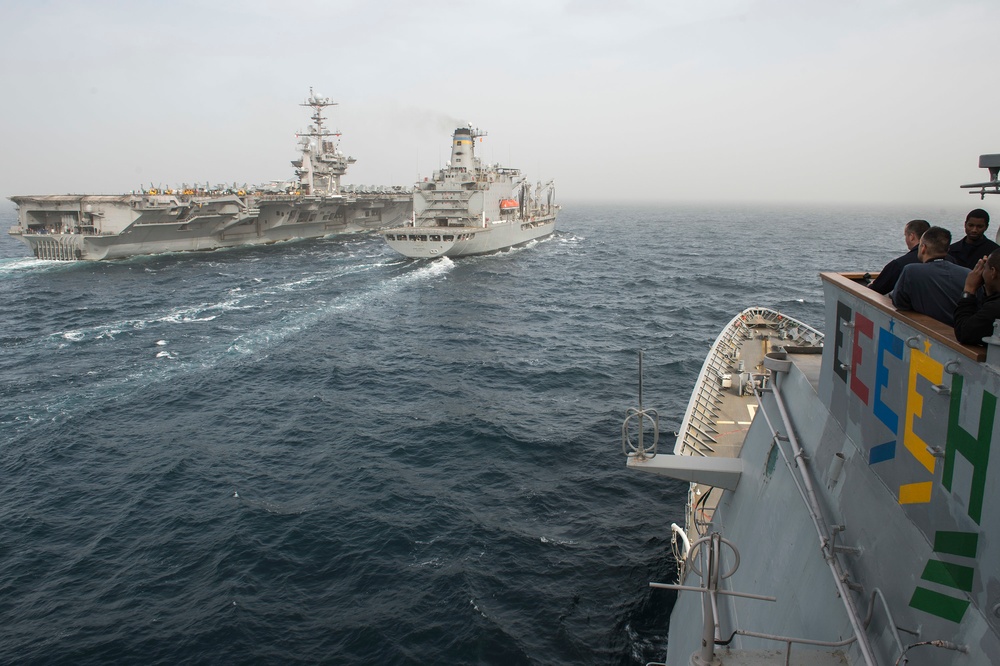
[381,125,557,258]
[6,89,412,261]
[621,155,1000,664]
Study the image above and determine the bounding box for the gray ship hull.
[621,152,1000,666]
[382,214,556,258]
[8,194,412,261]
[382,125,558,259]
[625,276,1000,665]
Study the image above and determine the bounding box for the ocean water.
[0,200,972,664]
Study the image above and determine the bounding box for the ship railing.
[753,351,879,665]
[649,532,779,666]
[960,153,1000,199]
[752,342,969,666]
[19,227,107,237]
[649,585,954,666]
[823,272,985,363]
[690,484,718,537]
[675,308,799,458]
[665,310,823,575]
[651,531,898,666]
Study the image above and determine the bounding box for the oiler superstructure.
[621,156,1000,665]
[7,89,411,260]
[381,125,557,258]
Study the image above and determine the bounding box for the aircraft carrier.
[7,90,412,261]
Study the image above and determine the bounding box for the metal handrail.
[754,364,878,666]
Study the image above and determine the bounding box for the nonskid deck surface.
[675,309,822,537]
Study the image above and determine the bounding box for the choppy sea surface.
[0,200,973,664]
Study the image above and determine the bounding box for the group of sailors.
[869,208,1000,344]
[33,226,79,235]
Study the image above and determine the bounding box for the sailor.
[868,219,930,295]
[891,226,970,326]
[954,250,1000,344]
[947,208,998,268]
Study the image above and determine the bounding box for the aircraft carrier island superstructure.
[7,90,412,261]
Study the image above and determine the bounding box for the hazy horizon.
[2,1,998,209]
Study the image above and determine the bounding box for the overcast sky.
[1,0,998,207]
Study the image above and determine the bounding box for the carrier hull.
[9,194,411,261]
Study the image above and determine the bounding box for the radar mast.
[292,87,356,195]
